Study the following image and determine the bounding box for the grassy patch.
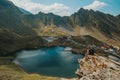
[0,64,27,80]
[19,74,59,80]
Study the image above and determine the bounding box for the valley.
[0,0,120,80]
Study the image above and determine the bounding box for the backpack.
[89,49,94,55]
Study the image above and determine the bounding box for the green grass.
[19,74,59,80]
[0,64,27,80]
[0,57,60,80]
[0,64,60,80]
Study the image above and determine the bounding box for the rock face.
[76,55,120,80]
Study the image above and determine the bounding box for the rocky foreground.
[75,55,120,80]
[0,55,120,80]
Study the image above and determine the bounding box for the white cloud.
[83,0,107,10]
[9,0,71,16]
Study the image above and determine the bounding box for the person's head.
[87,45,91,49]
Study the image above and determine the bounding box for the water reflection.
[14,46,83,78]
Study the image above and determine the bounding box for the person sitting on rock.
[89,47,94,55]
[85,44,95,60]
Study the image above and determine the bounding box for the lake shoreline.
[13,46,83,78]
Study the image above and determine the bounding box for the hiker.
[85,44,95,59]
[89,47,95,55]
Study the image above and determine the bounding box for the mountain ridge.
[1,0,120,37]
[0,0,120,54]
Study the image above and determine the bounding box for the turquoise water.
[13,46,83,78]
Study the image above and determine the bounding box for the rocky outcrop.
[76,55,120,80]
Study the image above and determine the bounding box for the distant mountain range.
[0,0,120,54]
[0,0,120,36]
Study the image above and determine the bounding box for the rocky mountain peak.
[78,8,92,14]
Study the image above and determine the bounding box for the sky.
[9,0,120,16]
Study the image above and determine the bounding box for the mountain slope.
[23,12,73,30]
[0,0,120,54]
[0,0,36,36]
[1,0,120,38]
[22,8,120,39]
[71,8,120,37]
[28,8,120,40]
